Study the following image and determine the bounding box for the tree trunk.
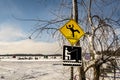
[80,64,86,80]
[93,65,100,80]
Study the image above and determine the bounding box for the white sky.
[0,22,61,54]
[0,39,61,54]
[0,0,63,54]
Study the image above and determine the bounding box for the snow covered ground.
[0,58,120,80]
[0,60,70,80]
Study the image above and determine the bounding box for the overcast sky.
[0,0,63,54]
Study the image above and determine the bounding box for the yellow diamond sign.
[59,19,85,45]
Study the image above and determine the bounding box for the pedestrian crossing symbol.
[59,19,85,45]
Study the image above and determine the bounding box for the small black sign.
[63,45,82,66]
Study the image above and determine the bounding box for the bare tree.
[81,0,120,80]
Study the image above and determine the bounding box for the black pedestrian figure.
[66,24,80,37]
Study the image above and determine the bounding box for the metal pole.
[71,67,74,80]
[71,0,78,80]
[72,0,85,80]
[72,0,78,22]
[72,0,83,80]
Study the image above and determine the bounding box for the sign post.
[59,19,85,80]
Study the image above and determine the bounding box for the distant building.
[0,54,62,60]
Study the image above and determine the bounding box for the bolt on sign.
[59,19,85,45]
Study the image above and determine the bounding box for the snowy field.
[0,59,120,80]
[0,60,70,80]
